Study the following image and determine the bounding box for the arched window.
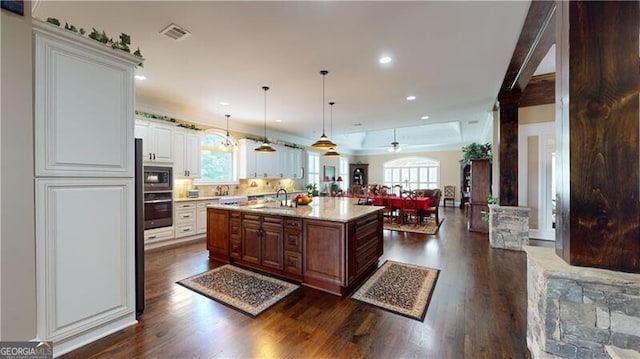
[383,156,440,190]
[198,130,237,183]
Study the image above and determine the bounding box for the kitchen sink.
[248,203,297,211]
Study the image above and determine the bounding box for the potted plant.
[305,183,319,197]
[462,142,492,163]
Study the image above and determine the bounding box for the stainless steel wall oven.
[143,166,173,230]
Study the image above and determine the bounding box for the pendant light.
[324,101,340,157]
[388,128,402,152]
[255,86,276,153]
[220,114,234,151]
[311,70,337,149]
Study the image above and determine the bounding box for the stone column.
[488,205,530,251]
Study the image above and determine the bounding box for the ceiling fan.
[387,128,403,152]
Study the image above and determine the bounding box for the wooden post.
[556,1,640,273]
[498,92,520,206]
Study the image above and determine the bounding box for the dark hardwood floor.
[62,207,531,359]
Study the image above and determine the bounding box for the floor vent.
[160,23,191,41]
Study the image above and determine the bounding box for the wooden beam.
[496,1,557,208]
[556,1,640,273]
[519,73,555,107]
[499,0,556,94]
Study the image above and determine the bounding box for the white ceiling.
[33,1,531,155]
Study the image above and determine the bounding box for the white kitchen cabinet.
[283,146,304,179]
[144,226,175,244]
[35,178,136,351]
[173,130,201,178]
[174,202,197,238]
[134,120,174,163]
[35,24,136,178]
[256,143,282,178]
[291,148,304,179]
[197,199,218,234]
[34,20,139,356]
[239,140,303,179]
[238,139,258,178]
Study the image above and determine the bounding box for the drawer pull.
[182,228,191,232]
[148,235,157,239]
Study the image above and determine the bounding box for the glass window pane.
[429,167,438,183]
[392,168,400,182]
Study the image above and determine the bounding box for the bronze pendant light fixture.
[255,86,276,153]
[222,114,233,151]
[311,70,337,149]
[324,101,340,157]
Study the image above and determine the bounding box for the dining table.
[370,195,431,210]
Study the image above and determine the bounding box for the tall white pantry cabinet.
[33,20,141,356]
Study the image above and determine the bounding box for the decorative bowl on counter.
[295,194,313,205]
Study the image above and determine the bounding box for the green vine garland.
[46,17,143,67]
[135,110,204,131]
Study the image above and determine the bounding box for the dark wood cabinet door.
[303,219,345,286]
[241,219,261,265]
[261,222,284,270]
[207,208,229,261]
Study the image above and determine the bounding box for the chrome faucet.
[276,188,288,207]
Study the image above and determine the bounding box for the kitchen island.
[207,197,384,296]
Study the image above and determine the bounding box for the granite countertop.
[174,196,221,202]
[173,190,306,202]
[207,197,382,222]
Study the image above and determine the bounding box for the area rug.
[177,265,299,318]
[350,260,439,321]
[383,218,444,235]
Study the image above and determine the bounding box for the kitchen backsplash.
[173,178,304,199]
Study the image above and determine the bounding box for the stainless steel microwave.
[143,166,172,192]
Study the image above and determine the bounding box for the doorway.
[518,122,555,240]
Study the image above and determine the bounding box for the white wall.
[0,5,37,339]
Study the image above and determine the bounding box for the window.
[383,157,439,190]
[338,157,349,190]
[199,131,236,183]
[307,152,320,189]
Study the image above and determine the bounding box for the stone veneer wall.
[524,246,640,359]
[488,204,530,251]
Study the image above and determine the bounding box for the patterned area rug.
[177,265,299,318]
[350,260,440,321]
[383,218,444,235]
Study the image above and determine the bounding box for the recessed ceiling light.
[406,95,416,101]
[421,115,429,120]
[219,102,230,106]
[379,56,392,64]
[134,75,146,80]
[275,119,282,123]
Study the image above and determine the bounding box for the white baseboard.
[52,315,136,358]
[144,234,205,251]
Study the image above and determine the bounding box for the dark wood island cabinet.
[206,197,383,296]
